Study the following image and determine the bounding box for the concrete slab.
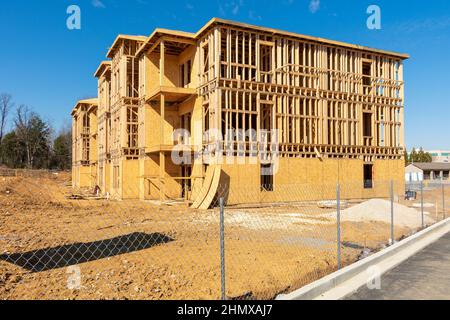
[278,218,450,300]
[347,232,450,300]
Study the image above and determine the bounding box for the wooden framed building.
[72,98,98,189]
[94,61,112,195]
[72,18,409,205]
[97,35,147,198]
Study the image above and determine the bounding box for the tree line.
[0,93,72,170]
[405,148,433,165]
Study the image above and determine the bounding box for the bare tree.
[0,93,13,144]
[14,105,51,169]
[14,105,31,167]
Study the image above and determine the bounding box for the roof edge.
[71,98,98,115]
[136,28,196,57]
[106,34,148,59]
[136,18,408,60]
[197,18,409,60]
[94,61,112,78]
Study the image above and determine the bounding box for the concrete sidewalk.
[347,232,450,300]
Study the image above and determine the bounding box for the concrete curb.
[277,218,450,300]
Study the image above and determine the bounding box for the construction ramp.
[191,165,223,210]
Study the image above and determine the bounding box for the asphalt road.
[347,232,450,300]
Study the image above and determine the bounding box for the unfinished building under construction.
[72,18,408,206]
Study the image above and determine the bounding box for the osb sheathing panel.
[164,110,180,145]
[144,103,159,147]
[122,160,140,199]
[80,166,92,188]
[190,162,205,201]
[145,45,197,96]
[146,53,179,95]
[178,45,198,89]
[145,54,159,96]
[139,156,182,200]
[107,163,117,198]
[109,160,127,199]
[221,158,405,205]
[143,104,180,147]
[178,98,198,145]
[221,158,261,204]
[191,99,204,146]
[139,155,160,200]
[90,164,98,189]
[374,159,405,182]
[163,55,181,87]
[103,163,111,194]
[89,111,98,133]
[374,159,405,196]
[73,165,95,189]
[90,136,98,164]
[138,158,147,200]
[164,157,182,199]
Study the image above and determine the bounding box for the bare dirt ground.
[0,174,446,300]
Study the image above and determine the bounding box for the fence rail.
[0,168,60,179]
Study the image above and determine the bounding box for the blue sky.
[0,0,449,149]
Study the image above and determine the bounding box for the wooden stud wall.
[198,26,405,161]
[97,67,111,164]
[109,38,146,161]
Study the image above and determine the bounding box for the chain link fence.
[213,182,338,300]
[0,173,448,300]
[0,168,62,179]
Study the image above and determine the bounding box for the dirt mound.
[338,199,433,229]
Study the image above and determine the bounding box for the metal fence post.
[337,183,341,270]
[420,180,424,229]
[442,179,446,220]
[219,197,226,301]
[390,180,394,245]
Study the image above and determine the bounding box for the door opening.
[364,164,373,189]
[261,164,274,192]
[181,164,192,199]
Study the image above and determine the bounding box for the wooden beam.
[160,40,165,86]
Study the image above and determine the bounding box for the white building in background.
[405,164,424,182]
[405,163,450,182]
[427,150,450,163]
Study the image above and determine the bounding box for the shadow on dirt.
[0,232,174,272]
